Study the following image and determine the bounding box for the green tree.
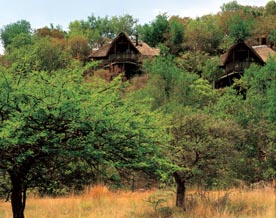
[185,15,223,54]
[5,42,35,74]
[168,18,184,45]
[0,20,32,50]
[68,20,100,48]
[268,29,276,46]
[189,78,218,108]
[220,0,241,12]
[212,60,276,183]
[0,68,170,218]
[240,60,276,181]
[109,14,138,35]
[201,56,224,88]
[265,0,276,15]
[166,17,185,54]
[227,14,254,41]
[5,33,33,53]
[68,20,92,38]
[175,50,209,75]
[139,13,169,47]
[7,37,70,74]
[87,14,112,37]
[143,52,197,110]
[170,113,244,209]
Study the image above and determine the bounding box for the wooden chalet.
[89,32,159,80]
[216,39,275,88]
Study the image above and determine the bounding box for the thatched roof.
[252,45,275,62]
[89,32,159,58]
[220,40,258,66]
[220,40,275,66]
[90,43,111,58]
[136,42,160,56]
[220,52,229,66]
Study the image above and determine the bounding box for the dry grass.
[183,187,276,218]
[0,185,275,218]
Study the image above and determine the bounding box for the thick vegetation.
[0,1,276,218]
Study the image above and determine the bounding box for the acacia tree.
[0,67,170,218]
[170,113,244,209]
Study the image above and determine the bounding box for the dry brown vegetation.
[0,185,275,218]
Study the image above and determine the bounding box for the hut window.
[261,37,267,45]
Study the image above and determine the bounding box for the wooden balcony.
[225,61,253,74]
[108,53,140,62]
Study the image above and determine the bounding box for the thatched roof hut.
[88,32,159,80]
[217,39,275,88]
[89,32,159,60]
[220,40,275,68]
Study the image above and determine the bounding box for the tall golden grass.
[0,185,275,218]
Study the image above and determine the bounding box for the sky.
[0,0,270,54]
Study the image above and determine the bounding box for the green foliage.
[142,53,198,110]
[0,20,32,49]
[213,88,247,123]
[139,13,169,47]
[89,14,137,37]
[0,3,276,212]
[68,14,138,48]
[189,78,218,109]
[265,0,276,15]
[170,113,244,188]
[108,14,138,35]
[227,15,254,40]
[6,33,33,52]
[166,17,185,54]
[32,37,70,72]
[185,15,224,53]
[221,1,242,12]
[87,14,112,38]
[175,50,210,75]
[6,36,70,73]
[0,66,173,218]
[201,56,224,87]
[210,59,276,182]
[243,58,276,122]
[0,69,170,183]
[268,29,276,45]
[168,18,184,45]
[219,35,236,52]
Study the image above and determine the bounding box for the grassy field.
[0,185,275,218]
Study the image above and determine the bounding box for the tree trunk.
[10,174,26,218]
[173,172,186,210]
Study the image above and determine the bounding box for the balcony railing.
[225,61,252,74]
[108,53,139,62]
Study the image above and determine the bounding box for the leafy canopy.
[0,66,171,217]
[0,20,32,49]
